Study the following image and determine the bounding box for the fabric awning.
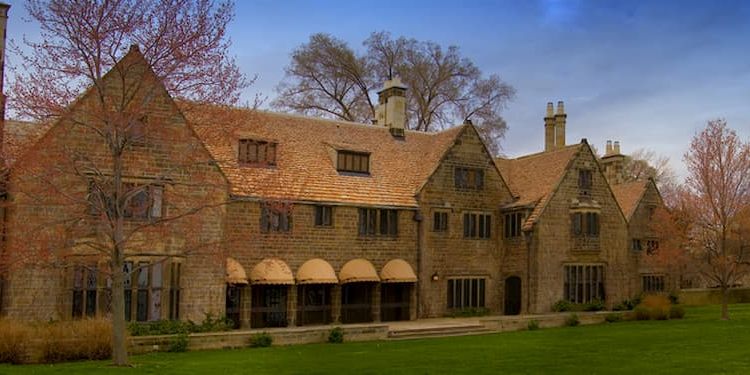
[250,258,294,285]
[225,257,249,285]
[339,259,380,284]
[380,259,418,283]
[297,258,338,284]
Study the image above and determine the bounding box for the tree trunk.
[110,252,129,365]
[721,286,730,321]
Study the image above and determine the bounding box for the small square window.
[314,205,333,227]
[433,211,449,232]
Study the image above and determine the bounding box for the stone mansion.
[0,46,670,329]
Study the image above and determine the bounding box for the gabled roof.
[610,179,650,221]
[495,144,583,230]
[182,105,465,207]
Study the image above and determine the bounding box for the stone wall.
[532,143,630,312]
[416,126,514,317]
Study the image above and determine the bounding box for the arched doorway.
[504,276,522,315]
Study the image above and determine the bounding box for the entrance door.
[226,284,242,329]
[504,276,522,315]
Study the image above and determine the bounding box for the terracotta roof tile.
[495,144,582,230]
[182,106,464,207]
[611,180,648,221]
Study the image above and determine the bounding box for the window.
[433,211,448,232]
[358,208,398,237]
[337,151,370,174]
[123,183,163,220]
[169,262,181,320]
[463,213,492,239]
[239,139,277,166]
[379,209,398,236]
[260,204,292,233]
[578,169,593,190]
[358,208,376,236]
[646,240,660,255]
[564,265,605,304]
[504,212,523,238]
[72,266,98,318]
[631,239,643,251]
[571,212,599,237]
[314,205,333,227]
[447,278,486,309]
[123,261,164,322]
[642,275,665,292]
[454,167,484,190]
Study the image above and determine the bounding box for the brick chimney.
[375,77,407,137]
[554,101,566,149]
[544,102,555,151]
[601,139,625,184]
[0,3,9,149]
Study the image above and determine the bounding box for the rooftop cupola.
[375,77,407,138]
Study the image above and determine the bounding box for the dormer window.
[239,139,276,166]
[337,150,370,174]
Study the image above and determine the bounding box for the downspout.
[413,195,423,319]
[524,226,533,314]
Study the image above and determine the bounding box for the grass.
[3,304,750,374]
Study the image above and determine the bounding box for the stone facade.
[0,50,670,326]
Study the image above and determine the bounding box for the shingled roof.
[610,180,649,221]
[182,105,466,208]
[495,143,583,231]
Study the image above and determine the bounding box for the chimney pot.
[556,101,565,115]
[545,102,554,117]
[606,140,613,155]
[614,141,621,154]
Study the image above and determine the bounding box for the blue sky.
[5,0,750,179]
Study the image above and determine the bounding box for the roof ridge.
[510,143,581,161]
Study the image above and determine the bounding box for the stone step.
[387,324,491,340]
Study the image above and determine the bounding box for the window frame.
[260,204,293,233]
[238,139,277,166]
[314,205,333,227]
[578,169,593,190]
[433,211,449,232]
[454,167,485,190]
[463,212,492,239]
[358,208,398,237]
[571,212,599,237]
[336,150,370,174]
[563,264,605,304]
[447,277,486,309]
[642,274,665,293]
[504,212,524,239]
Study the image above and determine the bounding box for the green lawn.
[3,305,750,375]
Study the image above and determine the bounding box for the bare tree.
[4,0,248,365]
[273,31,515,154]
[683,119,750,320]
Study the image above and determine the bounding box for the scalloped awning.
[225,257,248,285]
[339,259,380,284]
[297,258,338,284]
[380,259,417,283]
[250,258,294,285]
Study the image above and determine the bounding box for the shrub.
[448,307,490,317]
[565,314,580,327]
[668,291,680,305]
[605,313,623,323]
[40,319,112,363]
[128,313,231,336]
[641,295,671,321]
[584,299,605,312]
[0,320,32,364]
[249,332,273,348]
[168,333,189,352]
[527,320,540,331]
[552,300,573,312]
[670,305,686,320]
[328,327,344,343]
[633,306,651,321]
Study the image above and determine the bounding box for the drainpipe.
[524,228,533,314]
[413,202,423,319]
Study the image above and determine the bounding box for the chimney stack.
[600,139,625,185]
[544,102,555,151]
[0,2,9,150]
[554,101,566,149]
[375,76,407,137]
